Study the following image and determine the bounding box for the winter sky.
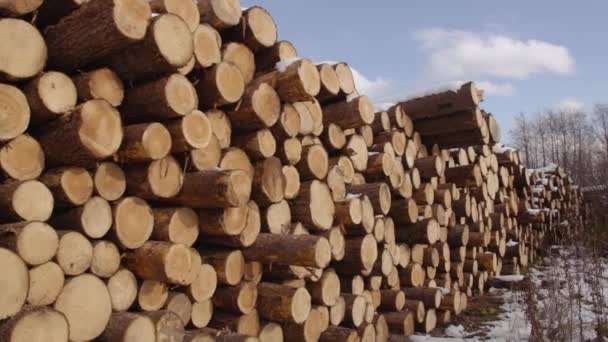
[241,0,607,141]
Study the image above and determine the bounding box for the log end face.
[297,59,321,97]
[165,243,194,285]
[12,180,54,222]
[168,207,199,246]
[122,314,156,342]
[291,287,312,324]
[216,61,245,105]
[252,82,281,127]
[114,197,154,249]
[193,24,222,68]
[62,167,94,206]
[318,63,340,96]
[38,71,78,115]
[17,222,58,266]
[237,282,258,314]
[88,68,125,106]
[225,250,245,285]
[227,170,253,207]
[94,162,126,201]
[9,307,69,342]
[113,0,152,40]
[309,180,335,230]
[0,134,44,181]
[148,156,183,198]
[246,6,278,49]
[0,248,28,319]
[315,237,332,269]
[306,144,329,180]
[142,122,172,160]
[154,14,194,68]
[79,100,123,159]
[358,96,375,125]
[107,269,138,311]
[166,74,198,117]
[334,63,355,95]
[0,19,46,81]
[54,274,112,341]
[211,0,242,27]
[361,234,378,271]
[164,0,201,32]
[0,84,30,141]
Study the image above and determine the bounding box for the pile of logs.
[0,1,583,341]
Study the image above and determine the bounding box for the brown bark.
[323,96,375,129]
[121,73,198,122]
[0,180,53,223]
[150,0,200,32]
[223,6,277,52]
[347,182,392,215]
[254,59,321,102]
[290,180,335,230]
[0,305,69,342]
[243,233,331,268]
[98,312,156,342]
[124,241,194,285]
[39,167,93,207]
[44,0,151,70]
[225,80,280,131]
[212,282,258,315]
[256,282,311,323]
[197,61,245,109]
[196,0,241,29]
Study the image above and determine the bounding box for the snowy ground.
[408,247,608,341]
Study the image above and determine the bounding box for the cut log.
[0,221,58,266]
[193,24,222,69]
[223,42,255,84]
[297,144,329,180]
[0,248,28,319]
[319,326,358,342]
[44,0,150,70]
[415,309,436,334]
[141,284,175,317]
[198,204,248,237]
[106,268,138,311]
[98,312,156,342]
[342,294,366,327]
[140,310,186,342]
[0,0,42,16]
[151,207,199,247]
[395,218,440,245]
[199,249,244,286]
[206,109,232,148]
[164,291,192,325]
[0,180,53,223]
[0,135,43,182]
[125,156,184,200]
[208,310,258,336]
[196,0,241,29]
[232,129,276,161]
[226,81,280,131]
[150,0,199,31]
[89,240,121,278]
[197,61,245,109]
[34,99,123,168]
[23,71,77,127]
[106,13,193,81]
[224,6,277,52]
[347,183,391,215]
[110,196,154,249]
[260,199,291,234]
[283,307,323,342]
[334,235,378,274]
[344,134,369,171]
[276,137,302,166]
[316,63,341,102]
[26,262,64,306]
[0,19,46,81]
[188,263,218,302]
[189,135,222,171]
[117,122,172,163]
[323,96,374,129]
[55,231,93,276]
[94,162,126,201]
[255,59,321,102]
[167,110,213,154]
[398,82,480,120]
[0,306,69,342]
[39,167,94,208]
[256,40,298,72]
[251,157,285,206]
[243,233,331,268]
[49,196,111,239]
[333,63,356,96]
[290,180,335,230]
[125,241,194,285]
[403,288,441,309]
[256,282,311,323]
[54,274,112,341]
[0,85,29,142]
[72,67,124,106]
[212,282,257,315]
[398,263,425,287]
[122,73,198,122]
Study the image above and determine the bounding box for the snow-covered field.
[408,247,608,341]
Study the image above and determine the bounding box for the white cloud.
[557,98,584,111]
[349,67,393,103]
[475,81,515,96]
[414,28,575,81]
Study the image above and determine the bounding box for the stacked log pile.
[0,1,583,341]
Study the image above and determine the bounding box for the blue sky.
[242,0,607,141]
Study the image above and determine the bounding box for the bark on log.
[0,221,58,266]
[242,233,331,268]
[225,81,280,131]
[256,282,311,323]
[125,241,194,285]
[44,0,150,70]
[0,180,53,222]
[290,180,335,230]
[223,6,277,52]
[196,0,242,30]
[23,71,77,126]
[97,312,156,342]
[34,99,123,168]
[116,122,172,163]
[323,96,374,129]
[0,306,69,342]
[212,282,258,315]
[39,167,94,207]
[197,61,245,109]
[150,0,200,32]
